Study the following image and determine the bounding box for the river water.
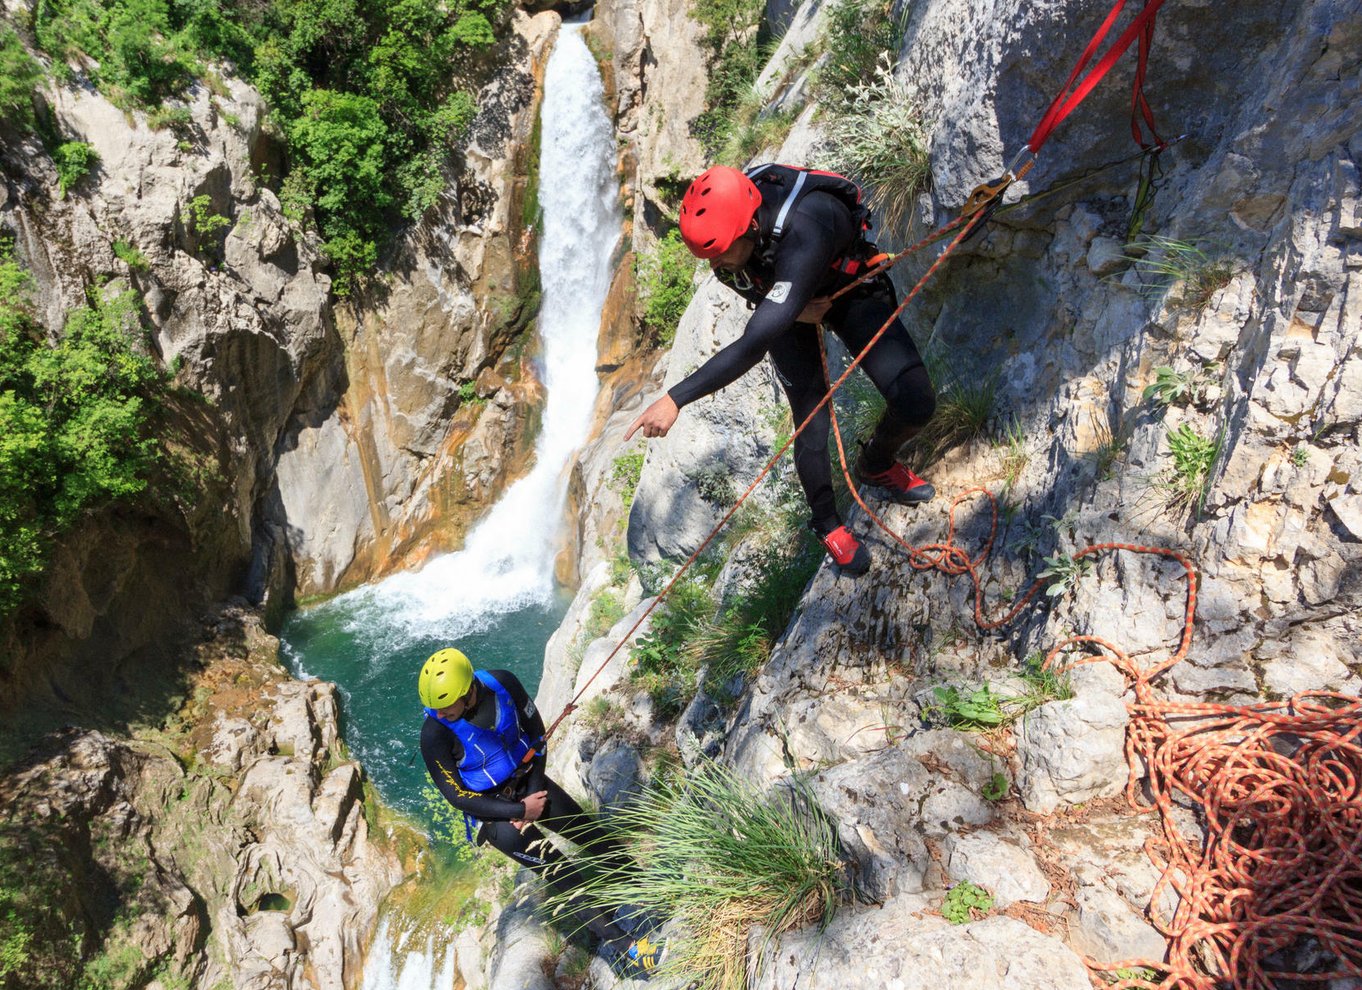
[279,22,621,986]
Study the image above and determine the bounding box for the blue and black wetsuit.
[667,187,937,535]
[421,669,632,945]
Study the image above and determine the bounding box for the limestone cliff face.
[0,61,331,710]
[0,10,559,709]
[0,608,401,990]
[531,0,1362,985]
[272,12,562,598]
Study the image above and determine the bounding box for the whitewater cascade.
[353,22,620,987]
[335,22,620,650]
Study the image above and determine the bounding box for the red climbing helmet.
[678,166,762,259]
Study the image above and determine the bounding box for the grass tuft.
[1124,235,1237,311]
[817,54,931,233]
[543,759,845,990]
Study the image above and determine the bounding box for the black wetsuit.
[421,670,631,945]
[667,188,937,534]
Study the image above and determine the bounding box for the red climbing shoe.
[818,525,871,576]
[856,462,936,504]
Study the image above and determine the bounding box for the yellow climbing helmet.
[419,648,474,709]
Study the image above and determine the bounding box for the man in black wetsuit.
[418,647,664,978]
[625,164,937,575]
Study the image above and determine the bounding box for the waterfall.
[316,22,620,653]
[341,21,620,987]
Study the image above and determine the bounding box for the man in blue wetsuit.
[626,164,938,576]
[418,647,664,978]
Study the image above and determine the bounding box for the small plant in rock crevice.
[1142,362,1220,408]
[1158,422,1222,515]
[996,416,1029,488]
[941,881,993,924]
[456,380,485,407]
[1038,552,1094,598]
[1124,235,1237,311]
[901,348,997,467]
[981,771,1010,802]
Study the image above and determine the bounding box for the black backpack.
[743,163,873,240]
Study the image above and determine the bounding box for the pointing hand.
[625,394,680,440]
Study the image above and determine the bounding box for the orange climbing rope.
[819,356,1362,988]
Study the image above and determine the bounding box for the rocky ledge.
[0,607,401,989]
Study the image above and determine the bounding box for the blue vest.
[425,670,535,793]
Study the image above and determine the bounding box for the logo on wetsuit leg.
[766,281,792,304]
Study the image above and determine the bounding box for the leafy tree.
[0,27,43,132]
[29,0,514,295]
[0,249,163,616]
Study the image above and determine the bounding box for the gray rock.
[943,831,1050,907]
[585,739,644,810]
[1086,236,1129,276]
[1070,878,1169,964]
[752,910,1091,990]
[675,683,726,766]
[628,278,783,566]
[1014,691,1129,815]
[810,745,993,901]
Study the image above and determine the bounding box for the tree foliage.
[28,0,510,293]
[0,27,43,132]
[0,249,164,617]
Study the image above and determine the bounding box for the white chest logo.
[766,281,792,304]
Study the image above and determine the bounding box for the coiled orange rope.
[822,381,1362,988]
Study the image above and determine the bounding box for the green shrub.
[0,250,163,617]
[690,0,768,158]
[817,54,931,233]
[53,141,98,197]
[111,239,149,270]
[146,104,194,135]
[611,450,646,506]
[36,0,199,105]
[815,0,904,106]
[637,230,700,346]
[543,759,844,990]
[0,27,43,132]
